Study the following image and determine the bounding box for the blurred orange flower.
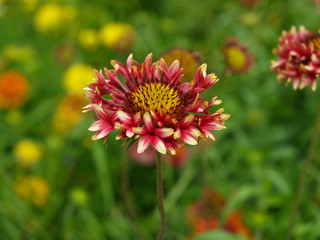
[0,70,29,109]
[53,94,86,133]
[15,176,50,207]
[186,187,253,239]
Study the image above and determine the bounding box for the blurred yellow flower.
[15,176,50,207]
[53,94,86,133]
[3,45,35,63]
[99,23,135,52]
[70,187,88,206]
[34,3,76,33]
[78,29,99,50]
[63,64,93,94]
[14,139,42,167]
[161,48,201,83]
[0,70,29,109]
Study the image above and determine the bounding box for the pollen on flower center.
[129,82,182,114]
[307,35,320,51]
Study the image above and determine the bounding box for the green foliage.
[0,0,320,239]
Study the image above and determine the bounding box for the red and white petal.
[133,112,141,125]
[88,119,105,131]
[143,112,154,133]
[181,134,198,145]
[201,129,215,141]
[126,128,135,138]
[173,128,182,139]
[187,127,202,138]
[133,127,147,135]
[151,136,166,154]
[117,110,132,124]
[137,135,152,154]
[154,128,174,138]
[180,114,194,128]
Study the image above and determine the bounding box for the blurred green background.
[1,0,320,239]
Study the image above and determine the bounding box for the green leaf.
[222,186,256,222]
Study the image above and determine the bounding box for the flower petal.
[117,110,132,124]
[143,112,154,133]
[88,119,105,131]
[182,134,198,145]
[133,127,146,135]
[180,114,194,127]
[151,136,166,154]
[173,128,181,139]
[154,128,174,138]
[137,135,152,153]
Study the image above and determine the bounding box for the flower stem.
[287,94,320,240]
[157,152,166,240]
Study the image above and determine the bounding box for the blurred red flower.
[0,70,29,109]
[271,26,320,91]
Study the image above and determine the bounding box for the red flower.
[186,188,253,240]
[271,26,320,91]
[223,37,255,75]
[84,54,230,154]
[224,211,253,239]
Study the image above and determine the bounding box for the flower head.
[14,139,42,168]
[84,53,229,155]
[223,37,254,75]
[271,26,320,91]
[15,176,50,207]
[0,70,29,109]
[160,48,202,83]
[99,23,135,52]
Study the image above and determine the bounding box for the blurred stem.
[157,152,166,240]
[287,94,320,240]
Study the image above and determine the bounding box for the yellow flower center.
[308,35,320,51]
[129,82,182,114]
[225,46,246,70]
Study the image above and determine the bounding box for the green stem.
[157,152,166,240]
[287,95,320,240]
